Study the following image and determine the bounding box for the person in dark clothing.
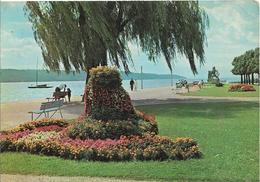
[54,87,61,100]
[130,79,134,91]
[67,88,71,102]
[55,87,61,92]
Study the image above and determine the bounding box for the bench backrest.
[53,92,67,98]
[40,100,63,110]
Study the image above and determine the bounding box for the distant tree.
[24,1,209,83]
[208,66,220,84]
[253,48,259,82]
[231,57,243,83]
[231,48,259,84]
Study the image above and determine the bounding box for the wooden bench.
[29,100,64,121]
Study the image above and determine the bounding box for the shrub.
[215,82,224,87]
[228,84,256,92]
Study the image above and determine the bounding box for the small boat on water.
[28,84,53,88]
[28,58,52,89]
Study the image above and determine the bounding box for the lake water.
[1,78,240,103]
[0,79,179,103]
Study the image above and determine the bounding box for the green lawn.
[183,84,259,97]
[1,102,259,181]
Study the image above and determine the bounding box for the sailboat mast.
[36,58,38,86]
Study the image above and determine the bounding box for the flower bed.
[0,119,202,161]
[1,118,68,134]
[228,84,256,92]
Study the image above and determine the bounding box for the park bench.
[53,91,68,102]
[28,100,64,121]
[45,91,68,102]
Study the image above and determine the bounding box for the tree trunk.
[100,49,107,66]
[248,74,251,84]
[85,69,90,84]
[251,73,254,85]
[243,74,246,84]
[240,74,243,84]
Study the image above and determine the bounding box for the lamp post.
[171,70,173,87]
[141,66,143,89]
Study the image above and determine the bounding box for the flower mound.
[0,66,203,161]
[228,84,256,92]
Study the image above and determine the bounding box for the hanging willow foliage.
[24,1,209,76]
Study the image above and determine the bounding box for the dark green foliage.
[90,106,126,121]
[215,82,223,87]
[231,47,259,84]
[0,140,12,152]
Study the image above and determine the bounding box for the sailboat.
[28,58,53,89]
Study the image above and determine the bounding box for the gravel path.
[0,174,158,182]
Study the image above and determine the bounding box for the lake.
[0,79,179,103]
[1,77,240,103]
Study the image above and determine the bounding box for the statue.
[208,66,220,84]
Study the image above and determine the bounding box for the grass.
[183,84,259,97]
[0,102,259,181]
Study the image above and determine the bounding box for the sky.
[0,1,259,79]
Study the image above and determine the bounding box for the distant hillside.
[0,69,185,82]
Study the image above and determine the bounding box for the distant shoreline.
[0,69,186,83]
[0,78,242,83]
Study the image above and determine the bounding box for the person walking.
[130,79,134,91]
[198,80,203,89]
[67,88,71,102]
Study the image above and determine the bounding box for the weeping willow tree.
[25,1,209,82]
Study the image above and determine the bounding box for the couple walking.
[130,79,138,91]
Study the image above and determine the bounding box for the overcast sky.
[1,1,259,79]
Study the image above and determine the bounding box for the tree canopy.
[231,47,259,84]
[25,1,209,77]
